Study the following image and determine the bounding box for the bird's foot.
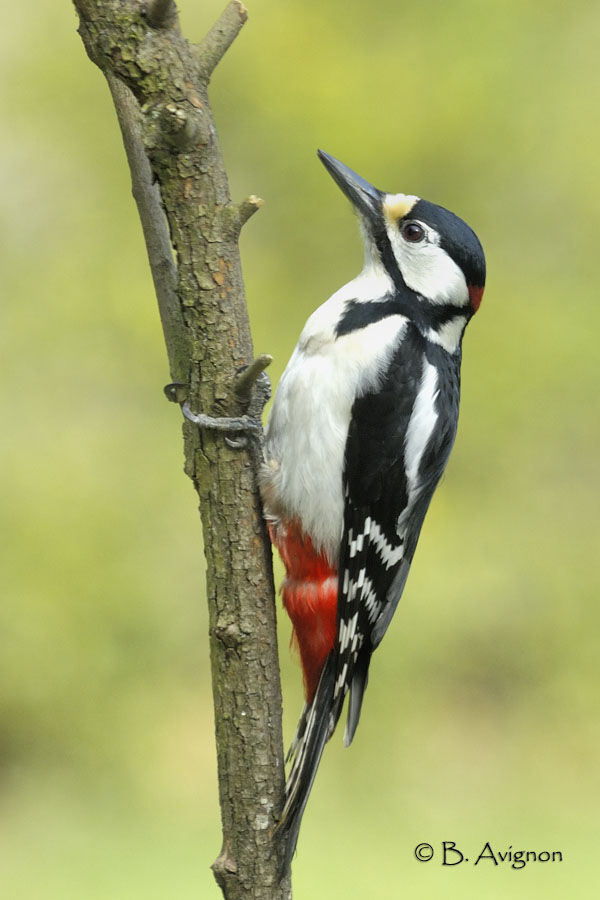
[164,354,272,450]
[181,402,262,449]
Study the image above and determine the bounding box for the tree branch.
[105,72,189,384]
[235,353,273,405]
[196,0,248,80]
[72,2,290,897]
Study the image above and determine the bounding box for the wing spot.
[334,662,348,698]
[339,619,348,653]
[350,630,362,654]
[370,520,404,568]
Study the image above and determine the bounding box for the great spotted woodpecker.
[261,151,486,872]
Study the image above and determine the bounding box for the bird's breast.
[262,312,408,562]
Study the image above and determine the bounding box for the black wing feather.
[332,330,461,741]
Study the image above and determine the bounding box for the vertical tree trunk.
[72,2,291,897]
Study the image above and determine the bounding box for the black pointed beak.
[317,150,382,225]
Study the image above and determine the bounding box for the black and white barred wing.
[330,339,460,745]
[329,496,412,746]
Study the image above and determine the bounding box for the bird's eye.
[401,221,425,243]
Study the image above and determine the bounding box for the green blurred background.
[1,0,599,897]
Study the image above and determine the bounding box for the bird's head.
[318,150,486,317]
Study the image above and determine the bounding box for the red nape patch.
[468,284,485,312]
[268,520,338,701]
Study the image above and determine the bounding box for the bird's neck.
[353,258,469,354]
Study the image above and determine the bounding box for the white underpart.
[404,361,439,497]
[263,262,407,562]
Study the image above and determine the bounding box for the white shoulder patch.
[404,361,439,494]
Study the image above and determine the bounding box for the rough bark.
[71,2,290,897]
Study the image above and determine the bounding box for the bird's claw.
[181,401,262,449]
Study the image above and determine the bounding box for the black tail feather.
[285,701,309,764]
[277,653,337,878]
[343,649,371,747]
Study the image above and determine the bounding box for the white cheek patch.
[386,222,469,307]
